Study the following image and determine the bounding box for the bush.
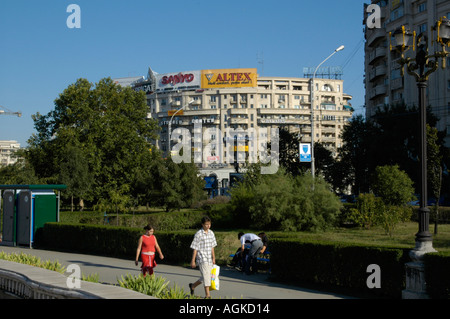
[60,210,207,231]
[350,193,413,236]
[269,238,409,298]
[230,168,342,231]
[36,223,239,265]
[349,193,380,229]
[424,252,450,299]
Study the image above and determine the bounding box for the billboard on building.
[156,70,201,91]
[201,68,257,89]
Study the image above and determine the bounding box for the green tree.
[25,78,159,206]
[338,115,376,194]
[58,143,93,211]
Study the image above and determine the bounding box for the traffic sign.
[300,143,311,162]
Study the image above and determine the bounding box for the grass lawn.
[277,222,450,253]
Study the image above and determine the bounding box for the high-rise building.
[115,67,354,182]
[363,0,450,145]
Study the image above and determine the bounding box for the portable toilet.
[1,190,16,246]
[0,185,66,247]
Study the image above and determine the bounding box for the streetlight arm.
[170,99,195,123]
[313,46,344,78]
[168,100,195,154]
[309,45,344,179]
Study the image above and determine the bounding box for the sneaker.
[189,283,194,296]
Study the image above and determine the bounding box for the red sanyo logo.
[161,73,195,86]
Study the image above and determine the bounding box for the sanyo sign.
[366,4,381,29]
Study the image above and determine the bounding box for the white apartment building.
[363,0,450,145]
[116,67,354,180]
[0,140,20,167]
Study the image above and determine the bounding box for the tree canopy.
[17,77,205,211]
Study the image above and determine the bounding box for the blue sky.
[0,0,368,147]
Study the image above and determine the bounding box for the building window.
[418,2,427,13]
[418,23,427,34]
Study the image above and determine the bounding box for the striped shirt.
[190,228,217,265]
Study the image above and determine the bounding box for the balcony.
[391,77,403,90]
[368,47,387,65]
[369,65,387,82]
[366,28,386,47]
[368,84,387,100]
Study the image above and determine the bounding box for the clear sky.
[0,0,369,147]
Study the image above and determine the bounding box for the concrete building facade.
[115,67,353,182]
[0,140,20,167]
[363,0,450,145]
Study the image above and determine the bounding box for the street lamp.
[310,45,345,178]
[168,99,195,156]
[391,17,450,259]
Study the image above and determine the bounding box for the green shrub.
[349,193,380,229]
[36,223,239,265]
[350,193,413,236]
[269,238,408,298]
[230,169,342,231]
[0,251,66,273]
[118,274,169,298]
[424,252,450,299]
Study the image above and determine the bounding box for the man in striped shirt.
[189,216,217,299]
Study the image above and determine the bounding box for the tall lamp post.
[168,100,195,156]
[391,18,450,260]
[310,45,345,178]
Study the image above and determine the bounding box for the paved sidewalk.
[0,246,355,299]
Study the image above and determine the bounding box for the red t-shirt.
[141,235,156,253]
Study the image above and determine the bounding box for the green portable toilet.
[0,185,66,247]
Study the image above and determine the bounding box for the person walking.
[238,232,263,275]
[135,224,164,276]
[189,216,217,299]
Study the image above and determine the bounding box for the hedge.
[424,252,450,299]
[269,238,409,298]
[35,223,239,265]
[35,223,449,299]
[59,208,236,231]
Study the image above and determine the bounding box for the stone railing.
[0,260,154,299]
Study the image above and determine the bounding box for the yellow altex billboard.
[201,68,257,89]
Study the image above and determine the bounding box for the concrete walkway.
[0,246,355,299]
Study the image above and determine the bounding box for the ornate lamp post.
[390,18,450,260]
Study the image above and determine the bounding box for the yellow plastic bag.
[210,265,220,291]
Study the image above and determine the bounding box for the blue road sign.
[300,143,311,162]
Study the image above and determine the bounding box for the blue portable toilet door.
[2,190,15,244]
[16,190,32,246]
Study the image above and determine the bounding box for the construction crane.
[0,105,22,117]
